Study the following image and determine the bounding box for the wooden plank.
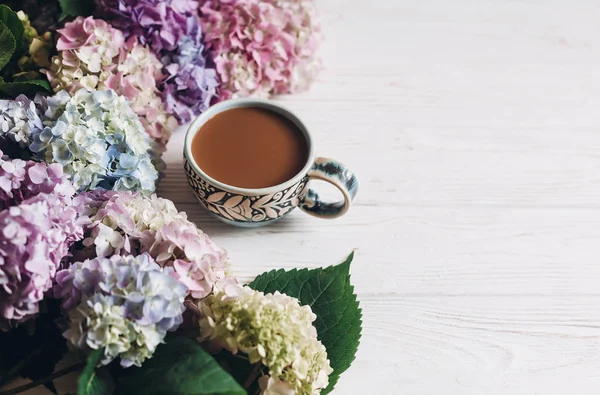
[157,204,600,297]
[8,0,600,394]
[335,295,600,394]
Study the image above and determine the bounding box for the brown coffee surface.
[192,107,309,189]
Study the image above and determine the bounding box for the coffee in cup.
[184,99,358,227]
[191,107,309,189]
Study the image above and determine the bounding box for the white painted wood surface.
[163,1,600,393]
[10,0,600,393]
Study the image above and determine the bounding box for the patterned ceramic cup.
[183,99,358,227]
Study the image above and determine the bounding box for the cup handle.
[299,157,358,219]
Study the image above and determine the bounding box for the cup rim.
[184,98,316,195]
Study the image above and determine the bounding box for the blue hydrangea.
[28,89,162,194]
[54,253,187,367]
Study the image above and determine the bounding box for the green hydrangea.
[198,286,333,395]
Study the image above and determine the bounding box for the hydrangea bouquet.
[0,2,362,395]
[1,90,162,194]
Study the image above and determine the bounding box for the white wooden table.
[15,0,600,393]
[159,1,600,393]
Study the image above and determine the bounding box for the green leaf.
[78,349,106,395]
[249,252,362,394]
[0,5,24,54]
[0,299,67,386]
[213,352,263,395]
[58,0,95,20]
[0,20,16,71]
[0,79,51,97]
[115,337,245,395]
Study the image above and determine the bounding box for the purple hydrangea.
[0,192,83,330]
[54,253,187,367]
[95,0,219,124]
[160,19,219,123]
[96,0,198,52]
[0,149,75,211]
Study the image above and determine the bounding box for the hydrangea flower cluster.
[28,89,160,193]
[44,16,176,147]
[0,149,75,210]
[54,253,187,367]
[95,0,219,124]
[198,286,333,395]
[0,188,82,330]
[159,20,219,124]
[0,95,44,149]
[45,17,124,92]
[200,0,322,100]
[96,0,198,52]
[74,191,236,300]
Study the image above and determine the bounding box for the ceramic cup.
[183,99,358,227]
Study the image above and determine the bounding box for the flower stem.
[0,363,83,395]
[242,363,263,389]
[230,353,249,361]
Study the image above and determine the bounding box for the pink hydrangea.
[200,0,322,99]
[0,149,75,211]
[0,192,83,330]
[0,152,81,329]
[74,191,237,301]
[44,17,176,149]
[104,37,178,146]
[95,0,219,124]
[53,16,123,76]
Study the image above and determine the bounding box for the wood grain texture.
[6,0,600,394]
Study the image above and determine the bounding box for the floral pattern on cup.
[184,158,308,224]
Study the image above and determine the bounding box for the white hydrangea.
[198,286,333,395]
[0,95,44,146]
[120,323,163,367]
[29,89,160,194]
[76,26,121,73]
[58,254,187,368]
[64,293,167,367]
[65,294,136,366]
[258,376,295,395]
[122,193,189,231]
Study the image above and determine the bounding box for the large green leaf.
[114,337,245,395]
[78,349,106,395]
[0,5,24,54]
[0,20,16,71]
[58,0,95,20]
[249,252,362,394]
[0,79,51,97]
